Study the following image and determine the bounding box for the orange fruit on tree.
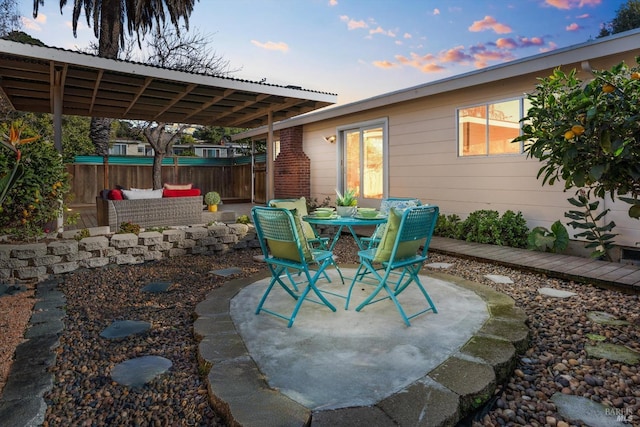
[564,130,575,140]
[571,125,585,136]
[602,84,615,93]
[632,72,640,80]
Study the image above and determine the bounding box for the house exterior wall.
[299,51,640,248]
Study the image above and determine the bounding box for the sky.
[18,0,628,106]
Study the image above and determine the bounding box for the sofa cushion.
[163,188,202,197]
[108,189,124,200]
[164,183,193,190]
[122,189,164,200]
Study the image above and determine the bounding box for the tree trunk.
[91,0,122,190]
[153,152,164,190]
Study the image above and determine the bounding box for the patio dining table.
[303,214,387,251]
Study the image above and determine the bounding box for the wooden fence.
[66,155,266,205]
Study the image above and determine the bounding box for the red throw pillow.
[162,188,201,197]
[108,189,124,200]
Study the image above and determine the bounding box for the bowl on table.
[357,208,378,218]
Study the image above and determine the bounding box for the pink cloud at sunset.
[566,23,581,31]
[468,16,512,34]
[545,0,602,10]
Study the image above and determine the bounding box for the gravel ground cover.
[3,237,640,426]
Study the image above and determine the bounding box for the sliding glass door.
[339,120,387,204]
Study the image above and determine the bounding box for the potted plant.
[204,191,221,212]
[335,188,358,217]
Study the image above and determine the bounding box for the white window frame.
[336,117,389,202]
[457,97,528,157]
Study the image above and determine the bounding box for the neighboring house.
[108,139,246,158]
[235,29,640,251]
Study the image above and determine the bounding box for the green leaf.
[600,130,612,153]
[589,164,605,180]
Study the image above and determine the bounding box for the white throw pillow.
[122,189,164,199]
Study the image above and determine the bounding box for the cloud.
[439,46,473,64]
[392,52,444,73]
[545,0,601,9]
[519,36,544,47]
[576,13,590,18]
[250,40,289,52]
[340,15,368,30]
[403,33,412,39]
[540,41,559,52]
[473,49,515,68]
[328,0,338,6]
[373,60,397,69]
[468,16,512,34]
[433,8,440,16]
[566,22,581,31]
[496,38,518,49]
[21,13,46,31]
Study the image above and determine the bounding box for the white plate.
[353,214,385,220]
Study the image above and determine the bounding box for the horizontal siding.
[299,52,640,247]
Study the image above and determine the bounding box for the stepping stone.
[426,263,453,269]
[100,320,151,340]
[538,287,576,298]
[142,281,173,293]
[111,356,172,388]
[253,255,265,263]
[585,343,640,364]
[586,333,606,341]
[551,393,630,427]
[587,311,630,326]
[484,274,513,284]
[210,267,243,277]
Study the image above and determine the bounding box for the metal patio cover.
[0,39,336,128]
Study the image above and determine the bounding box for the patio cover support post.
[52,67,64,231]
[52,68,63,153]
[266,111,275,202]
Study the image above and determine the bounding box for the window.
[458,98,530,156]
[109,143,127,155]
[200,148,222,158]
[338,119,387,202]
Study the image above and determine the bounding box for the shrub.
[118,221,141,235]
[0,123,71,239]
[459,210,502,244]
[499,210,529,248]
[441,209,529,247]
[434,213,462,239]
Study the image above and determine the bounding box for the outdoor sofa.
[96,184,203,231]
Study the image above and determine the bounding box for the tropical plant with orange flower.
[0,123,39,205]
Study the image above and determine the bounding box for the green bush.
[499,210,529,248]
[435,209,529,248]
[0,128,71,239]
[459,210,502,244]
[434,213,462,239]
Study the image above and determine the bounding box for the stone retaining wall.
[0,223,258,282]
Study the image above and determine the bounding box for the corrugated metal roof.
[0,40,337,128]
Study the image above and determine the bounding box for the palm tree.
[32,0,198,188]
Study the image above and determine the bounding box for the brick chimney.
[274,126,310,199]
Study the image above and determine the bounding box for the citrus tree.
[514,58,640,218]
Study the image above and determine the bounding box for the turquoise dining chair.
[251,206,338,327]
[346,204,439,326]
[268,197,344,286]
[361,197,422,249]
